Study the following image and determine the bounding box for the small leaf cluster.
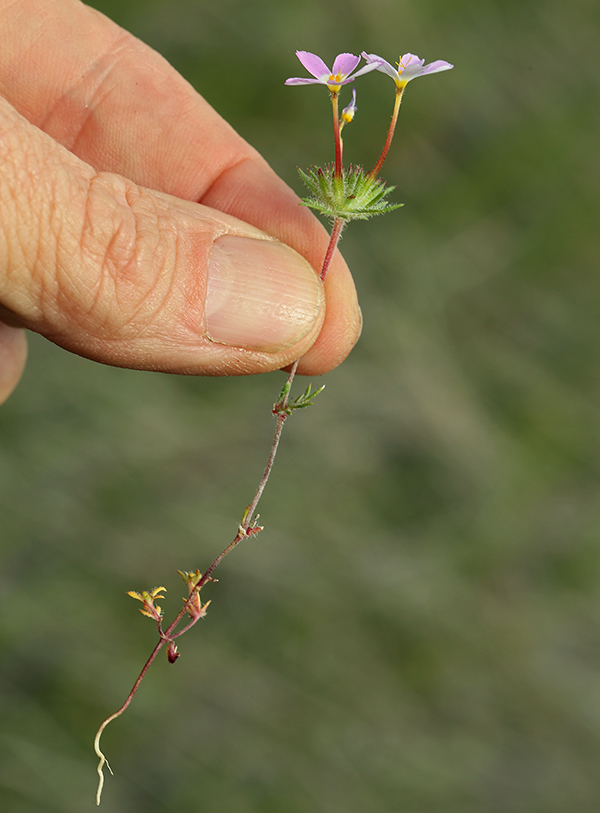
[178,569,211,620]
[273,381,325,417]
[127,586,166,622]
[298,164,403,222]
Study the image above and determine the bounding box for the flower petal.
[331,52,360,78]
[419,59,454,75]
[351,61,384,80]
[284,76,321,85]
[361,52,398,80]
[295,50,331,80]
[399,53,425,69]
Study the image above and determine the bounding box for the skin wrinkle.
[124,214,178,336]
[0,122,19,279]
[1,0,24,15]
[167,223,198,339]
[50,207,76,327]
[179,231,208,339]
[0,111,52,320]
[86,215,128,333]
[41,33,136,157]
[30,3,125,123]
[196,153,260,211]
[77,176,198,346]
[65,173,189,346]
[1,102,99,330]
[1,3,49,110]
[61,171,135,339]
[77,175,157,338]
[45,160,85,328]
[122,190,199,342]
[76,171,108,326]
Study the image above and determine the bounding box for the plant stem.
[320,218,344,281]
[330,90,343,179]
[94,218,345,804]
[369,86,404,178]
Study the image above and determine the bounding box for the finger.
[0,320,27,405]
[0,0,361,374]
[0,98,324,375]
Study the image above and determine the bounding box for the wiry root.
[94,712,122,804]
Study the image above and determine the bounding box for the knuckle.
[74,174,178,340]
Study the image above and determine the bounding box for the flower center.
[395,57,407,75]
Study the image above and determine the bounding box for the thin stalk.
[369,86,404,178]
[239,373,295,530]
[94,219,345,805]
[319,218,344,281]
[330,90,343,179]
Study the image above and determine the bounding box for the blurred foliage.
[2,0,600,810]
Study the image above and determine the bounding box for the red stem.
[369,86,404,178]
[331,91,343,179]
[320,218,344,281]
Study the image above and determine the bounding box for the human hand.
[0,0,361,405]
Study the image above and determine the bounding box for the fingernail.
[206,236,322,351]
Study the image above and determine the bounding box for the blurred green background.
[2,0,600,810]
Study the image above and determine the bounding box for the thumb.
[0,99,324,376]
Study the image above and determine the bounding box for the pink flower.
[361,52,453,89]
[285,51,378,91]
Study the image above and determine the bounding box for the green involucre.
[298,164,403,221]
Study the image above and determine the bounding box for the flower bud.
[341,88,357,125]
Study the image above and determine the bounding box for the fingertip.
[295,250,363,376]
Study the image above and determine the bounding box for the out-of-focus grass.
[2,1,600,810]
